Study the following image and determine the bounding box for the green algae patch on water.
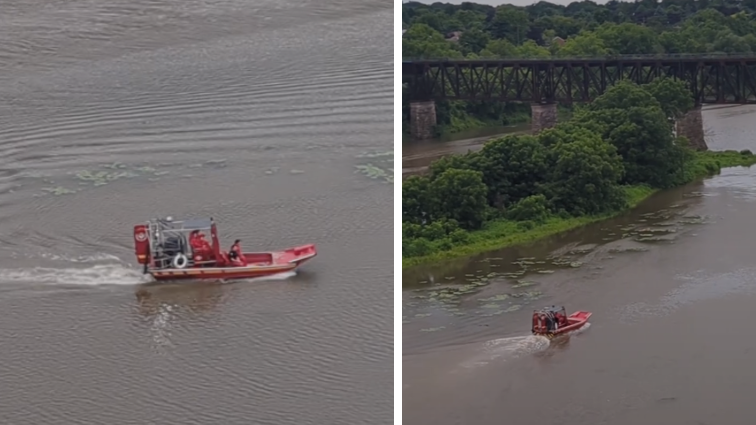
[41,186,78,196]
[355,150,393,184]
[479,294,510,302]
[512,280,537,288]
[37,162,177,196]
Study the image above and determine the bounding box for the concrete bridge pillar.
[676,106,707,150]
[531,103,558,133]
[409,101,437,140]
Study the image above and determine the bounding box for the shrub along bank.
[402,79,756,269]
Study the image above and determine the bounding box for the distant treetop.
[402,0,756,59]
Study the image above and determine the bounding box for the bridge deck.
[402,55,756,104]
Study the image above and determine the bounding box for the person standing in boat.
[229,239,247,267]
[190,230,213,260]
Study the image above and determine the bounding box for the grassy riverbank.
[402,150,756,269]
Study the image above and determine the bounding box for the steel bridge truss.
[403,58,756,104]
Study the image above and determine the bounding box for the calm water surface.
[401,124,529,178]
[0,1,392,424]
[403,105,756,425]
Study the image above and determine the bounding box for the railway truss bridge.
[402,54,756,149]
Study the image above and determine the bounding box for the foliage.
[402,175,432,225]
[540,126,627,215]
[402,0,756,58]
[401,77,756,268]
[429,168,489,229]
[505,194,550,223]
[401,0,756,137]
[643,77,695,120]
[475,135,549,207]
[402,0,756,265]
[572,81,687,188]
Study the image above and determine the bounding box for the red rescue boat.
[133,216,316,282]
[531,306,592,338]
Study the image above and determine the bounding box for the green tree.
[454,9,488,31]
[459,29,491,55]
[429,168,489,229]
[574,82,684,188]
[594,22,662,54]
[413,10,463,34]
[506,194,550,223]
[557,32,608,57]
[402,24,463,59]
[542,127,626,216]
[476,135,549,207]
[643,77,695,120]
[402,175,432,224]
[587,79,661,111]
[489,5,531,44]
[479,39,518,58]
[710,30,752,53]
[516,40,552,58]
[537,15,583,39]
[658,30,705,54]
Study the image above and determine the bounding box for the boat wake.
[0,263,151,286]
[457,335,551,370]
[567,321,591,336]
[0,248,301,287]
[0,266,299,287]
[234,270,298,282]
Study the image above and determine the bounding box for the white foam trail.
[37,253,124,263]
[0,264,151,286]
[0,263,297,287]
[458,335,551,370]
[230,270,297,283]
[566,321,591,336]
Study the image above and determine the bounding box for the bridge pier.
[409,101,437,140]
[531,103,558,133]
[676,106,707,150]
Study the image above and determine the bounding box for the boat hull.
[148,244,316,282]
[533,310,592,338]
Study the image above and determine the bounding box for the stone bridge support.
[409,101,437,140]
[676,106,707,150]
[531,103,558,134]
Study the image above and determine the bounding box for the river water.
[402,104,756,425]
[401,124,529,178]
[0,1,392,424]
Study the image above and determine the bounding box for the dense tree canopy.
[401,78,712,259]
[403,0,756,59]
[401,0,756,135]
[402,0,756,262]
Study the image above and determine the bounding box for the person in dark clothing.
[229,239,247,266]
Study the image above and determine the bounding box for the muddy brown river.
[403,105,756,425]
[0,1,392,424]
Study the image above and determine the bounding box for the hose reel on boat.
[172,253,188,269]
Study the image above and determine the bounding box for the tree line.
[402,0,756,135]
[402,78,753,260]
